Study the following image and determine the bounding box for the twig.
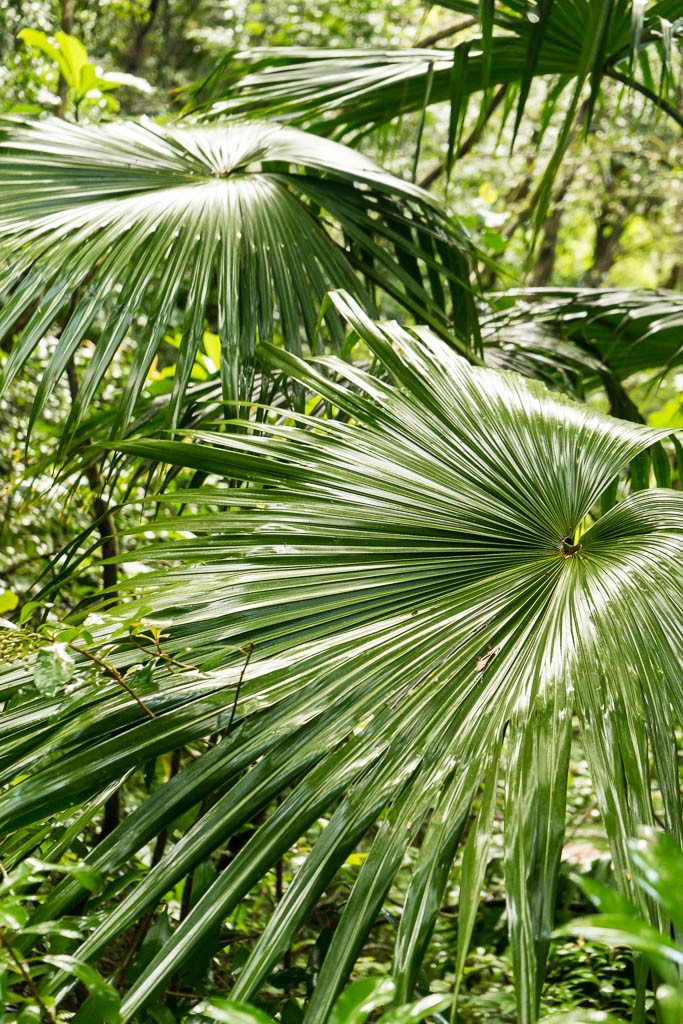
[224,643,254,737]
[0,933,57,1022]
[68,642,156,719]
[127,632,196,672]
[415,17,477,49]
[419,83,508,189]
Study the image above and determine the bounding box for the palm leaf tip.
[0,116,477,439]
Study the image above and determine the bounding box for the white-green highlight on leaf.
[1,300,681,1023]
[33,643,75,696]
[0,116,477,441]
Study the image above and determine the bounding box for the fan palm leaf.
[485,287,683,381]
[481,287,683,418]
[0,116,477,441]
[1,296,682,1023]
[195,1,683,140]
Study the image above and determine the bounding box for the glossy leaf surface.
[1,298,682,1023]
[0,117,476,439]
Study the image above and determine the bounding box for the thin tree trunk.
[666,262,683,290]
[529,171,575,286]
[586,201,626,286]
[57,0,74,114]
[123,0,161,74]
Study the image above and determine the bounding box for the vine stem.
[225,643,255,737]
[0,933,57,1022]
[68,641,156,720]
[415,17,476,49]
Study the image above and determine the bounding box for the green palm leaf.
[482,287,683,416]
[1,296,682,1023]
[0,116,477,440]
[489,287,683,376]
[195,1,683,138]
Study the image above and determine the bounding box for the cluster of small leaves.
[18,28,152,118]
[0,857,112,1024]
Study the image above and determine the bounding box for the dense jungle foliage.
[1,2,683,1023]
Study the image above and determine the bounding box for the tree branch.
[415,17,477,49]
[606,68,683,131]
[419,83,508,190]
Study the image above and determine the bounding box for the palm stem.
[606,68,683,130]
[64,359,119,603]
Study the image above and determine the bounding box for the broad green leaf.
[192,998,276,1024]
[328,978,396,1024]
[559,914,683,975]
[575,875,637,917]
[377,993,451,1024]
[18,29,70,84]
[17,1008,42,1024]
[0,591,18,615]
[628,830,683,934]
[0,900,29,930]
[43,955,120,1022]
[655,984,683,1024]
[72,993,121,1024]
[53,31,90,98]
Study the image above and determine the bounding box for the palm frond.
[193,2,683,152]
[0,116,477,441]
[482,287,683,413]
[1,296,681,1022]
